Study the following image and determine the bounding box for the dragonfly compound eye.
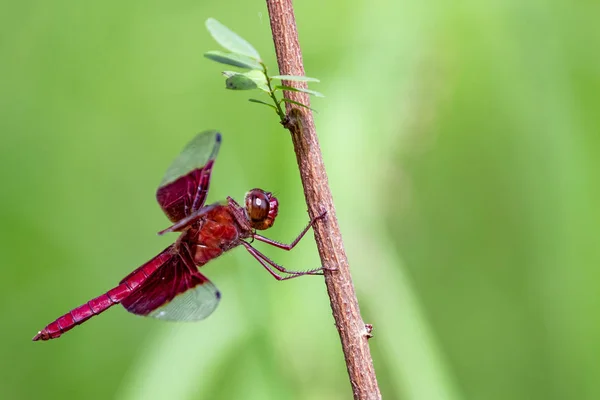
[245,189,278,230]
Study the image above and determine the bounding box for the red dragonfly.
[33,131,324,341]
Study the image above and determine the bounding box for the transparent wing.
[156,131,222,223]
[121,252,220,321]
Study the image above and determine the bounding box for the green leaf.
[281,98,318,112]
[204,51,262,70]
[243,70,269,91]
[205,18,260,60]
[225,74,257,90]
[248,98,277,110]
[224,70,268,91]
[275,85,325,97]
[222,70,268,91]
[222,70,239,78]
[270,75,320,82]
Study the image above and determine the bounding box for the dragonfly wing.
[156,131,222,222]
[157,202,226,235]
[121,252,221,321]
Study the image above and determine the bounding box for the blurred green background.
[1,0,599,399]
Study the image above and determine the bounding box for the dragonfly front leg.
[253,210,327,250]
[241,241,323,280]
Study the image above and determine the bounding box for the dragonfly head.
[244,189,279,230]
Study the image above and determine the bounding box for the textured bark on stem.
[265,1,382,399]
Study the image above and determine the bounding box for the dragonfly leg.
[253,209,327,251]
[241,241,323,280]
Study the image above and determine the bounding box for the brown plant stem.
[265,1,382,399]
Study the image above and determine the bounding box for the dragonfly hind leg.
[241,241,323,281]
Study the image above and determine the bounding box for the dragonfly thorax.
[244,189,278,230]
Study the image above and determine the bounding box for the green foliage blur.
[1,1,598,399]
